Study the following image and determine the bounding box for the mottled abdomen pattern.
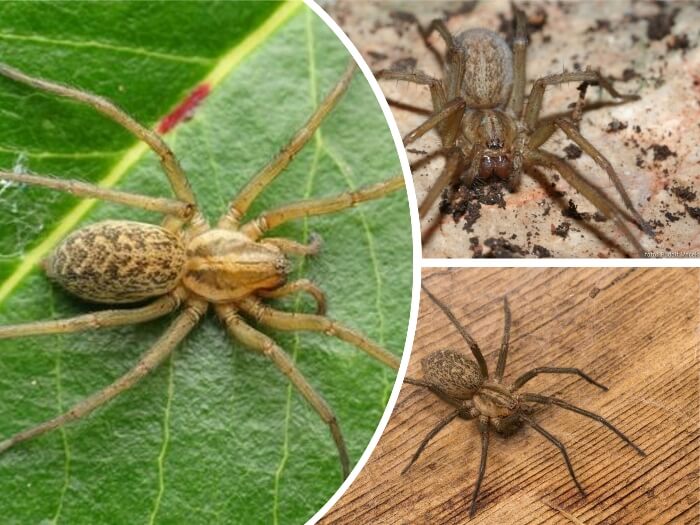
[455,28,513,109]
[44,220,186,304]
[422,349,483,399]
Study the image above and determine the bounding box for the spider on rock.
[377,5,654,256]
[403,284,645,517]
[0,60,405,479]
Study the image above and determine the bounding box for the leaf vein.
[0,32,212,65]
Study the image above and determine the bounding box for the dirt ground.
[321,0,700,258]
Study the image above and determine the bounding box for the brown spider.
[403,284,646,517]
[0,60,405,479]
[377,6,654,256]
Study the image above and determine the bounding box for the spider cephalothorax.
[403,285,646,517]
[0,59,405,479]
[378,6,654,255]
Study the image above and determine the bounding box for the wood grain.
[321,268,699,524]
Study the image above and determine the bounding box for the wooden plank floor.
[321,268,699,524]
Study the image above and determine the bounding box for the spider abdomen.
[421,349,483,399]
[44,220,186,304]
[455,28,513,109]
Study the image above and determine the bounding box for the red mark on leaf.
[158,84,211,134]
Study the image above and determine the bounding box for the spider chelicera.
[403,284,645,517]
[0,60,404,479]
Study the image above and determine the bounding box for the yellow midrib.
[0,0,303,306]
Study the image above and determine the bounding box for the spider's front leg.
[524,69,640,130]
[239,176,405,240]
[219,61,357,229]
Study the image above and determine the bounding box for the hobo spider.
[0,60,405,479]
[378,6,653,256]
[403,285,645,517]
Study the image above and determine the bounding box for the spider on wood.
[403,284,645,517]
[0,60,405,479]
[377,5,654,256]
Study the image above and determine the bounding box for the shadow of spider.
[403,284,645,517]
[0,59,405,480]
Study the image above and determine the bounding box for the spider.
[377,5,654,256]
[0,60,405,479]
[403,284,646,517]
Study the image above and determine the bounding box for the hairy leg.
[216,304,350,478]
[524,69,639,130]
[519,413,585,495]
[261,234,322,256]
[257,279,327,316]
[403,98,466,146]
[241,176,405,240]
[0,298,206,454]
[0,289,185,340]
[554,118,654,236]
[0,171,192,220]
[494,297,512,382]
[375,69,448,111]
[402,409,460,474]
[509,6,529,117]
[469,417,490,518]
[512,367,608,391]
[219,61,356,228]
[521,393,646,456]
[527,149,644,256]
[0,62,195,204]
[236,297,399,370]
[420,284,489,378]
[419,146,468,219]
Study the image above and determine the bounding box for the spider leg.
[420,284,489,379]
[375,69,448,110]
[219,61,356,229]
[0,170,192,220]
[524,69,640,130]
[526,149,644,256]
[469,417,490,518]
[494,296,512,382]
[404,376,459,404]
[385,97,432,116]
[0,62,195,205]
[216,304,350,478]
[261,233,322,256]
[553,118,654,237]
[402,409,460,474]
[393,15,453,68]
[511,367,608,391]
[0,298,206,455]
[509,5,529,118]
[257,279,327,316]
[403,98,466,146]
[240,176,405,240]
[521,393,646,456]
[519,413,586,496]
[0,289,185,340]
[419,146,468,219]
[235,297,399,370]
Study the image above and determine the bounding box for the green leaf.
[0,3,412,524]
